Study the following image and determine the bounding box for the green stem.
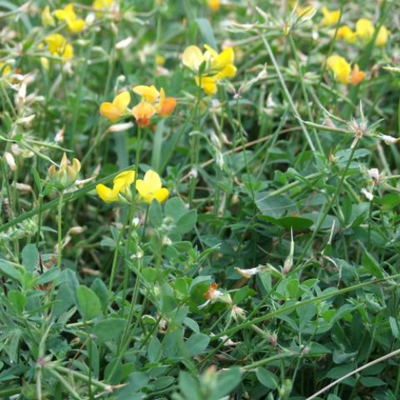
[295,143,359,268]
[57,190,64,268]
[261,35,316,154]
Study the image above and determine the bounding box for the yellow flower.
[356,18,375,42]
[204,45,236,75]
[0,62,12,77]
[135,170,169,204]
[48,153,81,190]
[337,26,357,44]
[349,64,365,86]
[131,102,156,127]
[296,5,316,20]
[93,0,114,11]
[376,25,390,47]
[321,7,341,26]
[207,0,220,12]
[96,170,135,203]
[195,76,218,95]
[133,85,160,103]
[327,55,351,84]
[41,6,55,27]
[155,55,166,66]
[182,45,205,71]
[156,88,177,118]
[54,4,85,34]
[182,44,236,95]
[45,34,74,60]
[99,91,131,123]
[41,57,50,70]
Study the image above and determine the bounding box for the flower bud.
[48,153,81,190]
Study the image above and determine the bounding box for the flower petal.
[153,188,169,203]
[100,102,121,122]
[113,91,131,113]
[144,170,162,191]
[182,45,204,71]
[132,85,159,103]
[96,184,118,203]
[135,179,150,202]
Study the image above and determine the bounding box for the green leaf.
[8,290,26,314]
[76,285,102,320]
[92,318,127,343]
[91,278,109,311]
[210,368,241,400]
[179,371,201,400]
[176,209,197,234]
[256,367,278,389]
[149,199,163,228]
[360,376,386,387]
[362,251,384,279]
[36,268,60,285]
[147,336,162,362]
[382,194,400,211]
[22,244,39,273]
[184,333,210,357]
[195,18,217,49]
[165,197,187,221]
[0,260,21,282]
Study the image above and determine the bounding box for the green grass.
[1,0,400,399]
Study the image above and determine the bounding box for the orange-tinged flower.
[203,283,220,300]
[156,88,177,117]
[133,85,160,103]
[349,64,365,86]
[327,55,351,84]
[321,7,341,26]
[207,0,220,12]
[131,102,156,127]
[100,91,131,123]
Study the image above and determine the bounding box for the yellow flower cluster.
[54,4,85,34]
[320,7,341,26]
[182,44,236,95]
[96,170,169,204]
[327,55,365,86]
[337,18,390,47]
[100,86,177,127]
[44,34,74,60]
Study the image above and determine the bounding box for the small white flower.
[116,37,133,50]
[368,168,380,183]
[3,152,17,171]
[107,122,134,133]
[361,188,374,201]
[235,265,265,279]
[381,135,399,145]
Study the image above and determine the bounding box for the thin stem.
[57,190,64,268]
[306,348,400,400]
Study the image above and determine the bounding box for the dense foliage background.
[0,0,400,399]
